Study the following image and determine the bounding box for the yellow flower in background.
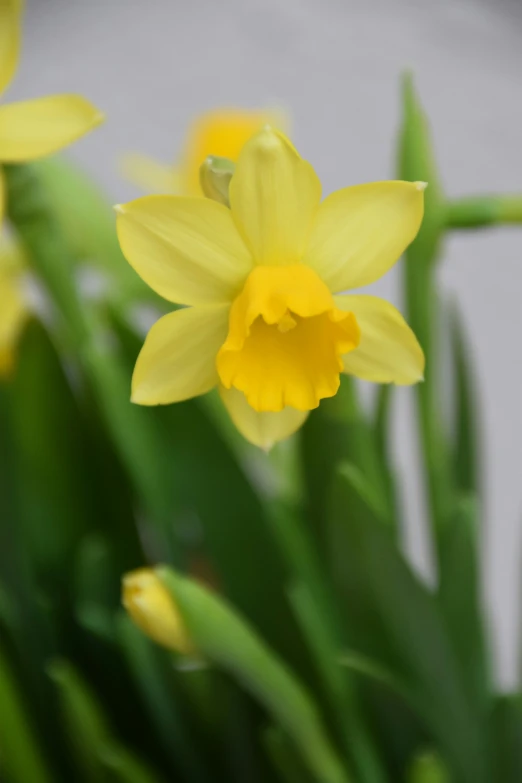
[116,127,425,449]
[122,108,283,196]
[0,233,27,377]
[0,0,103,222]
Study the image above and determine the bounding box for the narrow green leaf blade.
[491,695,522,782]
[437,496,490,713]
[450,303,481,497]
[98,745,166,783]
[330,466,489,783]
[0,641,52,783]
[48,659,111,783]
[397,73,453,537]
[301,375,394,556]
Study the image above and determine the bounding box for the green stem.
[4,163,180,564]
[398,73,455,549]
[403,256,454,538]
[446,195,522,229]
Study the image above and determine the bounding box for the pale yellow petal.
[131,304,229,405]
[120,153,180,194]
[0,0,21,96]
[0,95,103,162]
[0,267,26,377]
[335,294,424,384]
[304,181,425,292]
[229,127,321,265]
[219,385,308,450]
[116,196,253,306]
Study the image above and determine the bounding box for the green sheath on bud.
[199,155,235,206]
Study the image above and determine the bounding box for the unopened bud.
[122,568,194,655]
[199,155,235,206]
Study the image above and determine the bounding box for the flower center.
[216,265,360,412]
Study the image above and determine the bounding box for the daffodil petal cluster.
[0,0,103,223]
[122,108,284,196]
[116,127,425,449]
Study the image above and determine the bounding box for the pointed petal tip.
[415,181,428,191]
[113,203,125,214]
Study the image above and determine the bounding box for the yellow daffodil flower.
[0,0,103,222]
[116,127,425,449]
[0,233,27,377]
[122,108,282,196]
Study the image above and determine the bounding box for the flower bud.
[199,155,235,206]
[122,568,194,655]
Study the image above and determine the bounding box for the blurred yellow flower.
[122,568,194,655]
[0,0,103,222]
[0,233,27,377]
[122,108,282,196]
[116,127,425,449]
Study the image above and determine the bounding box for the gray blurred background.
[13,0,522,685]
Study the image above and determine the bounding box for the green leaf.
[437,496,490,714]
[263,725,315,783]
[301,375,394,556]
[159,567,352,783]
[8,320,99,579]
[330,465,489,783]
[32,156,160,307]
[491,695,522,782]
[0,640,52,783]
[98,745,167,783]
[289,583,387,783]
[450,304,481,497]
[48,659,112,783]
[116,614,210,783]
[49,659,168,783]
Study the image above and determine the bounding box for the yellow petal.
[131,304,229,405]
[229,127,321,265]
[0,0,21,96]
[0,95,103,162]
[334,294,424,384]
[120,152,180,194]
[0,266,27,378]
[181,108,280,196]
[303,181,425,293]
[116,196,253,306]
[219,386,308,450]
